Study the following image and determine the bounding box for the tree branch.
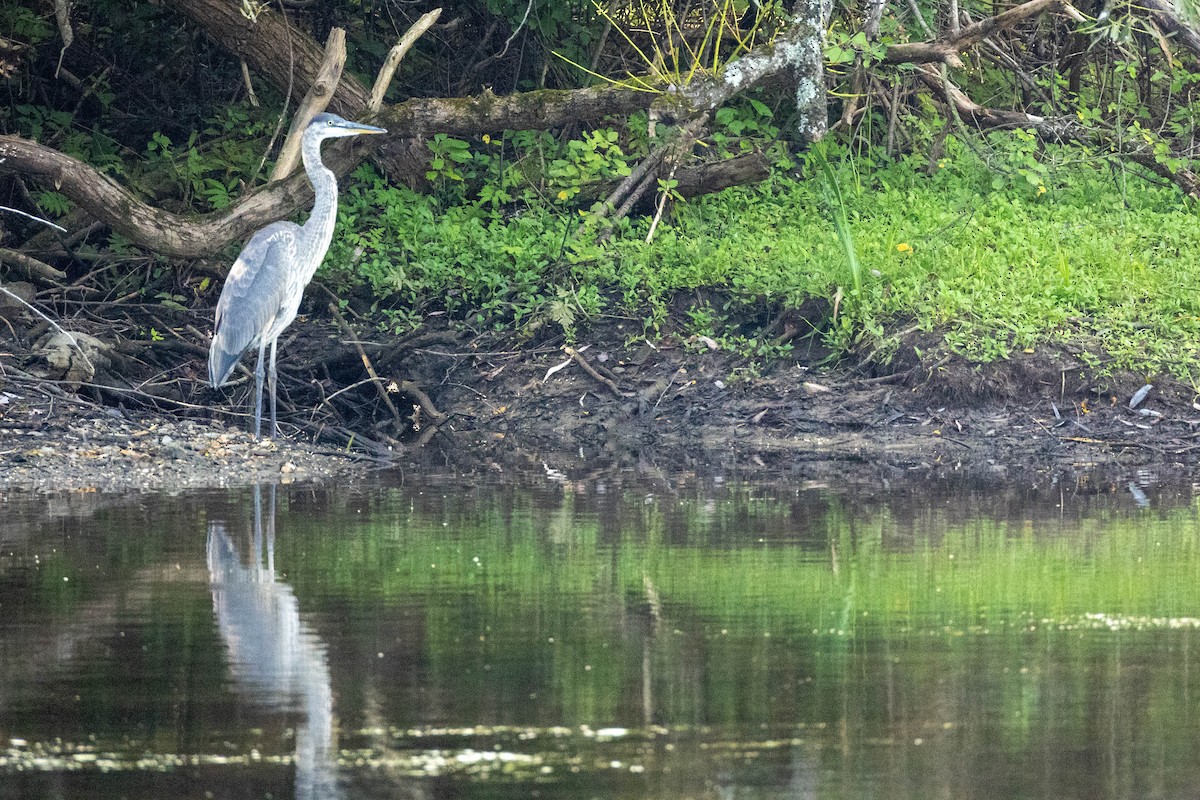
[174,0,371,115]
[368,8,442,114]
[0,84,650,258]
[0,246,68,285]
[1,4,827,258]
[915,64,1200,197]
[886,0,1084,66]
[1140,0,1200,60]
[269,28,347,182]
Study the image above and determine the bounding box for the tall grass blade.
[815,148,862,295]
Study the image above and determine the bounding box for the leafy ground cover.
[328,134,1200,382]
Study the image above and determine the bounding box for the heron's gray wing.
[209,221,301,387]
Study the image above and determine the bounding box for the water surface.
[2,470,1199,799]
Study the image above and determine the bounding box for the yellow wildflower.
[482,134,491,145]
[557,190,569,201]
[896,242,912,253]
[1037,185,1047,195]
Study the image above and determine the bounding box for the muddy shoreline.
[3,310,1198,492]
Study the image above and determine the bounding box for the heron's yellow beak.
[344,122,387,136]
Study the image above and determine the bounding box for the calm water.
[3,469,1200,799]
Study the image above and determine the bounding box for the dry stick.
[589,18,613,74]
[644,117,706,243]
[413,424,440,448]
[905,0,935,38]
[52,0,73,79]
[885,78,901,157]
[4,369,108,413]
[320,377,382,406]
[0,247,67,284]
[613,170,660,220]
[270,28,347,183]
[239,59,260,107]
[564,346,623,398]
[367,8,442,115]
[589,146,670,228]
[0,285,94,376]
[837,69,865,130]
[8,370,207,411]
[589,115,705,240]
[327,302,407,431]
[644,160,678,243]
[396,379,447,423]
[0,205,67,232]
[888,0,1084,66]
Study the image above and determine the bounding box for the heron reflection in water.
[207,484,340,800]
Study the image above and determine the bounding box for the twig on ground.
[1,247,67,284]
[0,285,94,376]
[1058,434,1165,455]
[397,379,447,423]
[328,302,407,431]
[564,345,623,398]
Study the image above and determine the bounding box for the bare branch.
[886,0,1083,65]
[270,28,347,182]
[368,9,442,114]
[1141,0,1200,59]
[0,84,648,258]
[915,64,1200,197]
[0,247,67,285]
[53,0,73,79]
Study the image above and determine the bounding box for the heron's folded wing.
[209,222,301,387]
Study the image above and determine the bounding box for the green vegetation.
[329,130,1200,375]
[6,0,1200,384]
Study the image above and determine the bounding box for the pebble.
[0,407,354,492]
[161,443,189,461]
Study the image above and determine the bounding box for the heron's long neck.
[298,133,339,284]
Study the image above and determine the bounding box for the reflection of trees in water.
[207,484,339,800]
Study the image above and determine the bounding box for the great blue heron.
[208,113,387,439]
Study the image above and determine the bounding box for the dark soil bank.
[2,304,1198,492]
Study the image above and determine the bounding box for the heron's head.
[307,112,388,140]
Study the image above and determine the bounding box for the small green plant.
[425,134,474,184]
[546,129,632,198]
[824,29,887,67]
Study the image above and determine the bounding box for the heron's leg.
[266,483,276,576]
[252,483,263,574]
[268,337,279,439]
[253,340,267,440]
